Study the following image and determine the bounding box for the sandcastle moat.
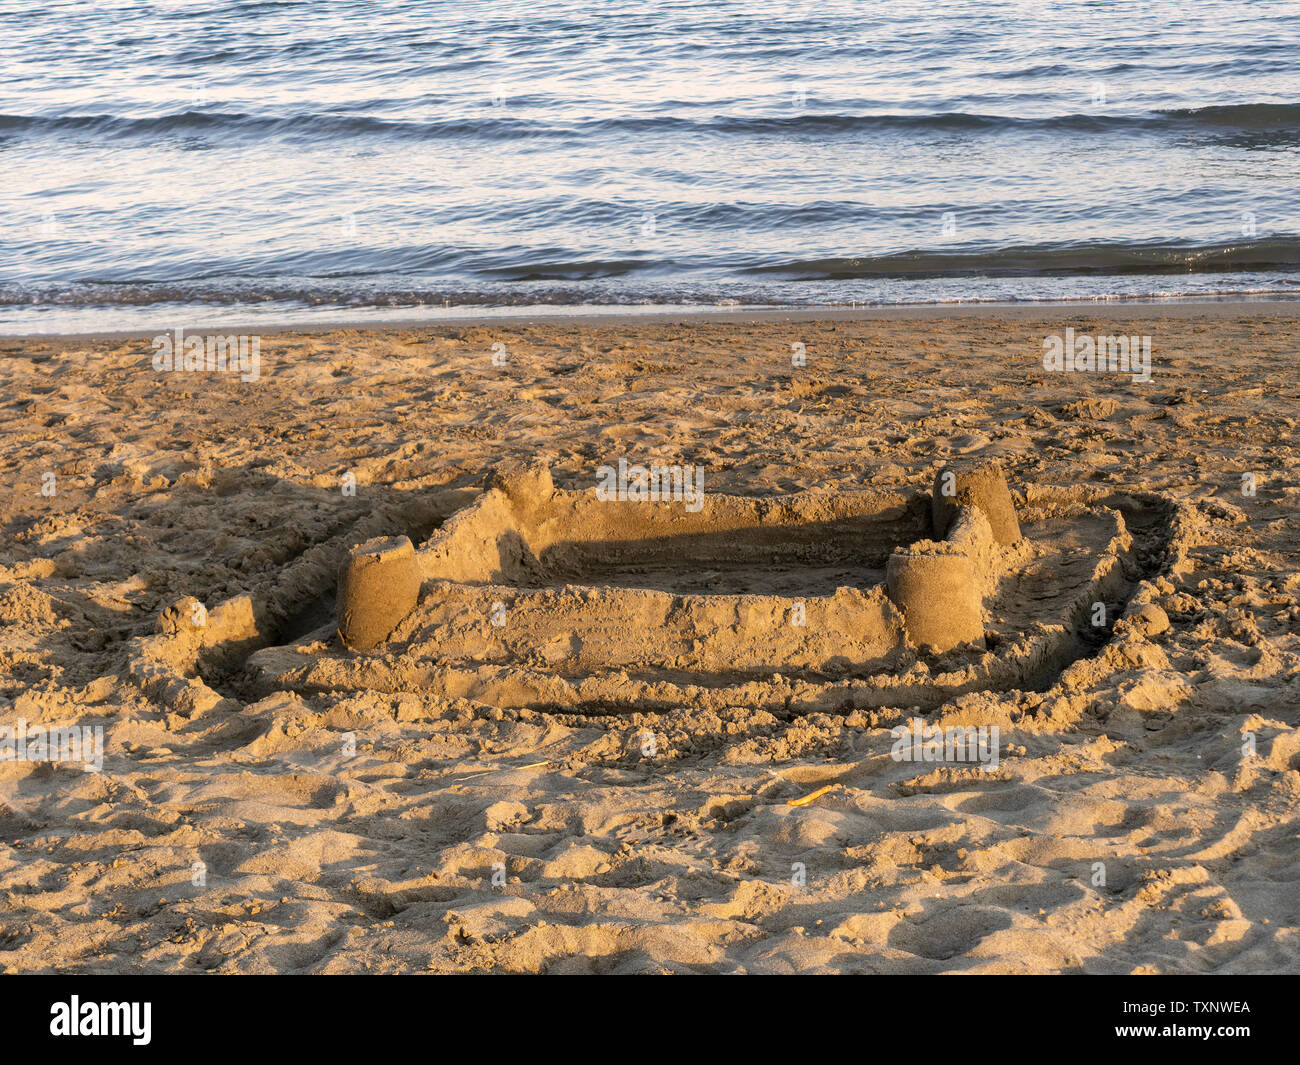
[126,458,1183,718]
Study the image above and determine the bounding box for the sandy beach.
[2,305,1299,974]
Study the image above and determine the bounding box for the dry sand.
[1,306,1299,974]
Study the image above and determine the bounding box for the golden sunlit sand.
[1,306,1298,973]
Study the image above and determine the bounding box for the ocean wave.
[746,240,1300,280]
[3,245,1298,313]
[1155,102,1300,127]
[3,101,1298,143]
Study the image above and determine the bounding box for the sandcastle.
[126,457,1182,718]
[334,459,1012,660]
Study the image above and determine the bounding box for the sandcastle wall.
[415,464,929,587]
[400,582,910,676]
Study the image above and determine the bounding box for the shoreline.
[5,295,1300,344]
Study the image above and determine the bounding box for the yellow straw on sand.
[787,784,839,807]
